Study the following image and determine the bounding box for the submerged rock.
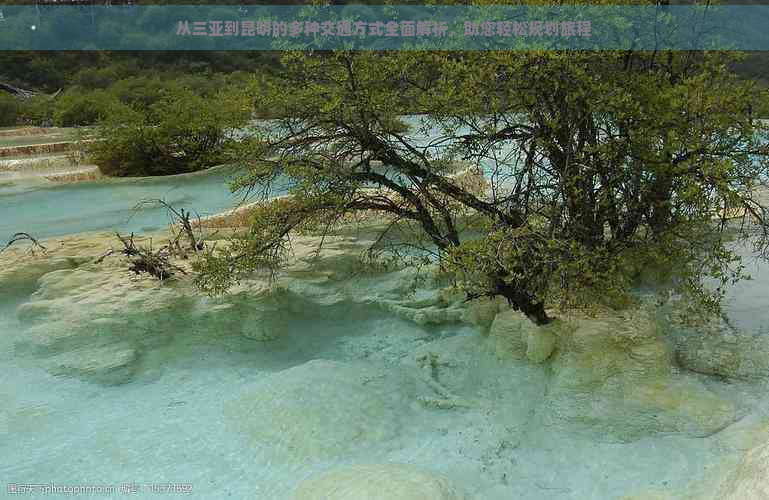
[671,316,769,381]
[525,322,558,363]
[7,231,445,385]
[292,463,468,500]
[486,304,739,441]
[0,231,749,447]
[545,306,736,441]
[10,252,216,384]
[285,235,372,282]
[462,296,506,335]
[224,360,414,463]
[45,342,138,386]
[15,261,192,355]
[618,492,679,500]
[380,300,465,327]
[718,439,769,499]
[714,414,769,454]
[619,417,769,500]
[488,309,529,360]
[191,290,288,342]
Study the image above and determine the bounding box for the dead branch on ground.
[115,232,186,281]
[0,232,47,255]
[132,199,206,257]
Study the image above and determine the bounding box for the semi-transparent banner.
[0,4,764,50]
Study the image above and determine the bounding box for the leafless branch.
[0,232,47,255]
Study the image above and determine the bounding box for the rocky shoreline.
[2,225,769,498]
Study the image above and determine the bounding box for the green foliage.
[69,62,136,90]
[0,50,274,127]
[445,227,634,313]
[107,77,175,110]
[0,93,20,127]
[52,88,120,127]
[91,87,250,176]
[14,95,54,126]
[193,193,346,293]
[195,50,769,324]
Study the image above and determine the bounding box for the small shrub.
[15,95,55,126]
[0,93,20,126]
[92,88,251,177]
[109,76,176,110]
[69,64,131,90]
[52,89,119,127]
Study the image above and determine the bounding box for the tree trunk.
[648,173,673,236]
[492,273,552,325]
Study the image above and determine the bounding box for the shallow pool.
[0,166,289,243]
[1,165,769,500]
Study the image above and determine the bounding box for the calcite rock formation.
[488,305,737,441]
[718,439,769,500]
[544,306,736,441]
[292,463,468,500]
[0,231,746,448]
[224,360,413,463]
[5,232,434,384]
[671,317,769,381]
[462,296,506,335]
[45,342,138,386]
[488,309,559,363]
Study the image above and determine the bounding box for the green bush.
[69,66,128,90]
[0,93,20,126]
[92,88,251,177]
[109,76,177,110]
[15,95,55,127]
[52,89,120,127]
[107,73,242,112]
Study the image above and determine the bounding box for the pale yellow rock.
[292,463,468,500]
[4,230,449,385]
[382,301,464,326]
[462,296,505,335]
[0,231,160,287]
[525,322,558,363]
[488,309,528,359]
[719,440,769,500]
[546,306,736,441]
[15,261,188,354]
[45,343,138,385]
[191,292,286,341]
[489,309,562,363]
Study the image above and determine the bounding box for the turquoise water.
[0,166,288,243]
[724,242,769,334]
[1,135,769,498]
[4,278,763,500]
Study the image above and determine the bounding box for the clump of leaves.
[194,49,769,325]
[92,88,251,177]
